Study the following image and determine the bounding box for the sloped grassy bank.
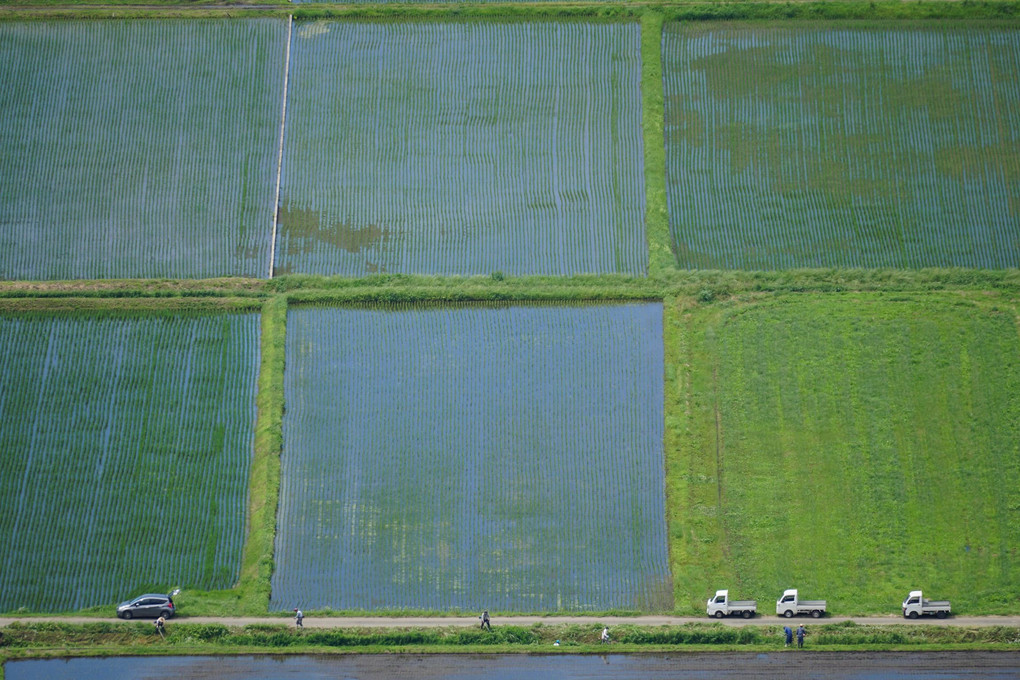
[1,621,1019,659]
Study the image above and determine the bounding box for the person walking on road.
[294,608,304,628]
[797,624,806,648]
[784,625,793,647]
[480,610,491,631]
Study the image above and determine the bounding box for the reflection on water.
[6,653,1020,680]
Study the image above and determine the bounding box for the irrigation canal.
[6,652,1020,679]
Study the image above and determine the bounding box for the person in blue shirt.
[784,625,793,647]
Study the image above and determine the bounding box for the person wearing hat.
[294,608,304,627]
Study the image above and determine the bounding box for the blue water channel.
[6,653,1020,679]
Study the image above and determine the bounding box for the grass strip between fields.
[3,270,1020,306]
[641,10,673,276]
[237,297,288,614]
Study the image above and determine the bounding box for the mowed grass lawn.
[665,293,1020,614]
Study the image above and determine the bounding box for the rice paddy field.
[0,19,286,280]
[663,22,1020,269]
[665,294,1020,614]
[275,21,647,277]
[1,6,1020,626]
[271,303,670,612]
[0,312,261,612]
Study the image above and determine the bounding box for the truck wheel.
[784,610,794,618]
[811,610,821,618]
[936,611,947,619]
[715,611,724,619]
[742,610,752,619]
[909,612,919,620]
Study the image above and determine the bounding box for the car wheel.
[909,611,919,620]
[160,610,170,618]
[123,611,132,620]
[784,610,794,618]
[714,611,724,619]
[742,610,752,619]
[811,610,821,618]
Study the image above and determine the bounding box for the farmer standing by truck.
[797,624,806,648]
[784,625,793,647]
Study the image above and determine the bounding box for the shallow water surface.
[7,652,1020,679]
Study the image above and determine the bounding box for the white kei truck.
[776,589,827,618]
[902,590,950,619]
[706,590,757,619]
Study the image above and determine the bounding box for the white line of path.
[3,615,1019,628]
[267,13,292,280]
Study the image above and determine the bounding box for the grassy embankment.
[665,292,1020,615]
[1,620,1019,664]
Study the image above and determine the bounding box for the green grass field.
[665,293,1020,614]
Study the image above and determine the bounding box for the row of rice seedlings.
[271,304,669,611]
[0,313,260,612]
[663,22,1020,270]
[0,20,286,280]
[275,21,646,277]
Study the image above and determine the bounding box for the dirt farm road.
[3,614,1020,628]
